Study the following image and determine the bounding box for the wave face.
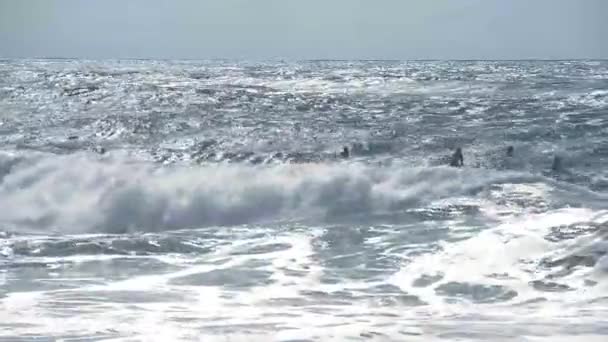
[1,59,608,341]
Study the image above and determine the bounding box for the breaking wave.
[1,152,589,234]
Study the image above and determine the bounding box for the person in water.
[506,145,514,157]
[449,147,464,167]
[551,155,562,171]
[340,146,349,159]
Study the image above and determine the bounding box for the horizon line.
[1,55,607,63]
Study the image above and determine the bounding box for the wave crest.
[0,153,550,234]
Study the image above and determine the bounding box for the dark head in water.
[449,147,464,167]
[506,146,514,157]
[340,146,349,158]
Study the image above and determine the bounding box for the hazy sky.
[1,0,606,60]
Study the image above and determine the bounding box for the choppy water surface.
[1,59,608,341]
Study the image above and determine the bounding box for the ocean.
[0,59,607,341]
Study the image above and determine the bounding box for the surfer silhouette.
[340,146,349,159]
[551,155,563,172]
[449,147,464,167]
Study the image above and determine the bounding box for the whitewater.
[1,59,608,341]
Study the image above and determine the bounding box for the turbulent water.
[1,59,608,341]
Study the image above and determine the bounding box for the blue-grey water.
[1,59,608,341]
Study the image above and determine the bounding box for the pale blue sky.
[1,0,606,59]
